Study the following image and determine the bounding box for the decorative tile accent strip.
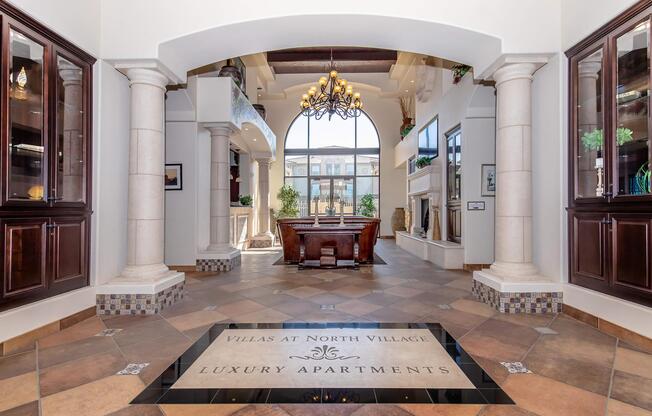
[95,328,123,337]
[117,363,150,375]
[96,282,185,316]
[196,255,242,272]
[249,238,273,248]
[472,280,562,314]
[500,362,532,374]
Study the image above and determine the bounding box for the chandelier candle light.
[300,53,363,120]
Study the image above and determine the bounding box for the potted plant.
[239,194,252,206]
[581,127,633,196]
[452,64,472,84]
[218,59,244,89]
[415,156,432,169]
[357,194,376,217]
[581,127,634,153]
[277,184,300,218]
[399,96,415,139]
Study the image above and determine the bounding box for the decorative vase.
[400,117,414,138]
[252,104,266,121]
[391,208,406,237]
[432,207,441,240]
[218,64,243,89]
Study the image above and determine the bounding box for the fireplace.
[421,198,430,235]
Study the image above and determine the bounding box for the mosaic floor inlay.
[131,322,513,405]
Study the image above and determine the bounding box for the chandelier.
[300,51,363,120]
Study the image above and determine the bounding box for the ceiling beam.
[267,48,397,63]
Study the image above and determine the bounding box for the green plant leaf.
[357,193,376,217]
[277,184,300,218]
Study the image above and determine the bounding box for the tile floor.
[1,240,651,416]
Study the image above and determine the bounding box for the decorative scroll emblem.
[289,345,360,361]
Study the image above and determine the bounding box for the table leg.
[299,233,306,269]
[353,233,360,269]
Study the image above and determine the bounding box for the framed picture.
[481,164,496,197]
[165,164,183,191]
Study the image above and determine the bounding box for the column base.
[472,270,563,314]
[196,247,241,272]
[95,271,185,316]
[249,234,275,248]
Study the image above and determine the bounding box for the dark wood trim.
[0,305,95,356]
[563,304,652,352]
[565,0,652,58]
[463,264,491,272]
[0,0,96,65]
[267,48,397,63]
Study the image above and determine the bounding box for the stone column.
[121,68,171,280]
[58,62,83,202]
[250,158,274,248]
[207,126,234,251]
[96,67,185,315]
[196,125,241,271]
[472,61,562,315]
[489,63,539,279]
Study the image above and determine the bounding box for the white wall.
[532,54,564,282]
[165,122,198,265]
[8,0,101,57]
[262,79,405,237]
[461,117,496,264]
[561,0,640,50]
[94,63,131,285]
[414,69,496,264]
[99,0,564,80]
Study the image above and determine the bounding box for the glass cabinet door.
[614,19,650,197]
[7,28,47,203]
[54,54,87,204]
[575,48,605,199]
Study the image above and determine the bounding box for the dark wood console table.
[293,224,364,269]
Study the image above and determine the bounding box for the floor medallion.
[132,323,513,405]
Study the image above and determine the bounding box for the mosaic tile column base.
[96,282,185,315]
[472,280,562,314]
[196,255,242,272]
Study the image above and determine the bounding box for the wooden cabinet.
[611,214,652,298]
[1,218,48,299]
[570,212,608,285]
[0,3,94,311]
[569,211,652,306]
[0,216,88,307]
[567,1,652,307]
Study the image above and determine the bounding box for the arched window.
[284,112,380,216]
